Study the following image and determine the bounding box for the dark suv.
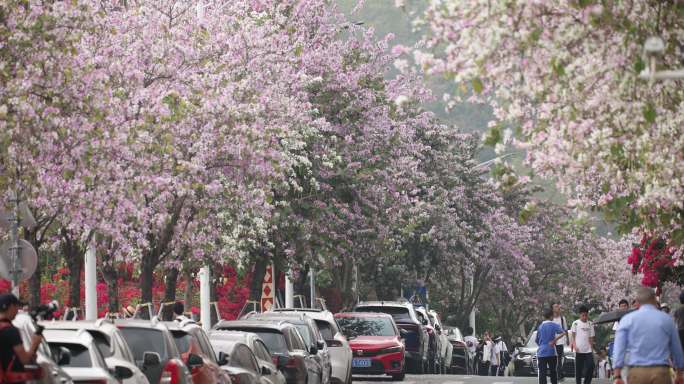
[115,319,193,384]
[353,301,429,374]
[213,319,323,384]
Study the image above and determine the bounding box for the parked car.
[13,312,73,384]
[512,330,575,377]
[40,319,149,384]
[43,329,125,384]
[163,321,231,384]
[414,307,440,374]
[334,312,405,381]
[352,301,428,374]
[115,319,193,384]
[209,335,281,384]
[208,330,286,384]
[443,326,469,374]
[428,310,452,374]
[213,320,321,384]
[268,309,351,384]
[245,312,331,384]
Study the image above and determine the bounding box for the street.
[352,375,611,384]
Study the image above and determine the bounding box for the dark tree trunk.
[183,269,193,309]
[164,267,179,302]
[102,264,119,313]
[140,256,155,303]
[249,261,267,301]
[61,229,84,308]
[25,226,41,306]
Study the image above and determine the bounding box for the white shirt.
[492,340,507,365]
[570,319,595,353]
[552,316,569,345]
[482,340,493,362]
[464,335,479,355]
[598,359,610,378]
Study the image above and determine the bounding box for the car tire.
[391,373,405,381]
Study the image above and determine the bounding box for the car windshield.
[293,324,313,346]
[355,306,411,322]
[119,327,169,360]
[445,327,463,340]
[227,328,288,354]
[337,317,396,337]
[49,343,92,368]
[171,331,193,354]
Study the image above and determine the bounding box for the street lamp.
[638,36,684,83]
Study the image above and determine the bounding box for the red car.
[334,313,405,381]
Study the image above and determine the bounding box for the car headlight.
[564,354,575,360]
[382,346,403,354]
[516,353,532,361]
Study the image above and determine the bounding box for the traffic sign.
[261,264,274,311]
[0,239,38,281]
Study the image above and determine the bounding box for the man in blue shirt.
[537,307,568,384]
[613,287,684,384]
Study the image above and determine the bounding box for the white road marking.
[441,381,464,384]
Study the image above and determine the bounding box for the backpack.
[0,321,42,383]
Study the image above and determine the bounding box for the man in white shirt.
[552,303,569,380]
[570,305,595,384]
[463,327,479,374]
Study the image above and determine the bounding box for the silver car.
[209,330,286,384]
[13,312,73,384]
[43,329,125,384]
[268,309,351,384]
[40,319,149,384]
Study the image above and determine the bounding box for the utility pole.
[310,267,315,308]
[85,242,97,320]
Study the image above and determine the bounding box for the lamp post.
[638,37,684,82]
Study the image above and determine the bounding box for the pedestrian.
[464,327,479,374]
[597,350,610,379]
[613,287,684,384]
[673,291,684,352]
[613,299,630,332]
[493,336,509,376]
[173,301,189,322]
[0,293,44,382]
[570,305,595,384]
[482,331,493,375]
[552,302,570,380]
[536,307,568,384]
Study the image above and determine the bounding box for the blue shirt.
[536,320,564,357]
[613,304,684,369]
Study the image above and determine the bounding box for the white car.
[268,309,352,384]
[44,329,129,384]
[40,319,149,384]
[13,312,73,384]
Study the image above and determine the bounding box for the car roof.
[40,319,118,333]
[355,301,411,308]
[113,318,170,332]
[44,329,94,345]
[247,313,316,326]
[335,312,393,319]
[214,319,294,331]
[209,330,253,341]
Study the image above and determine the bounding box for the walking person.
[173,301,189,322]
[0,294,44,382]
[673,291,684,352]
[552,302,570,381]
[464,327,479,374]
[482,331,493,375]
[613,287,684,384]
[537,308,568,384]
[570,305,595,384]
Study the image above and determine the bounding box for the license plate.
[352,358,371,368]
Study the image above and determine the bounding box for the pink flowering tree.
[417,1,684,283]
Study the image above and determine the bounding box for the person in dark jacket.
[0,294,43,374]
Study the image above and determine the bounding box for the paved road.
[352,374,612,384]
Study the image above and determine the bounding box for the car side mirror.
[261,366,272,375]
[316,340,325,350]
[112,366,134,380]
[143,351,161,367]
[187,353,204,369]
[277,355,289,369]
[422,319,428,326]
[309,346,318,355]
[57,347,71,366]
[399,329,408,337]
[217,351,229,366]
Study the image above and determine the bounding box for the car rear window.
[86,330,112,358]
[224,328,288,354]
[119,327,168,361]
[336,316,397,337]
[355,306,411,322]
[49,343,92,368]
[315,320,334,340]
[171,330,193,354]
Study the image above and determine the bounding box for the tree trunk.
[102,264,119,313]
[61,229,84,308]
[164,267,179,302]
[140,256,155,303]
[183,269,193,309]
[249,261,267,302]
